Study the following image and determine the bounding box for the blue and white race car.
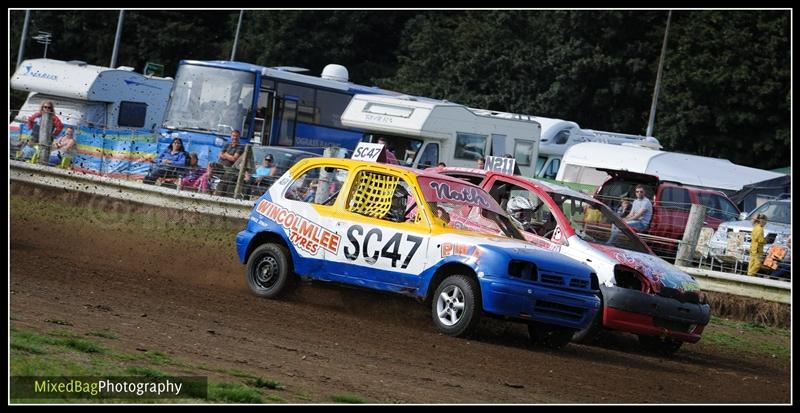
[236,157,601,347]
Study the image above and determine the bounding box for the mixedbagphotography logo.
[11,376,208,400]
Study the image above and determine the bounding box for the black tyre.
[245,243,294,298]
[431,274,481,337]
[572,299,605,344]
[638,334,684,356]
[528,322,575,349]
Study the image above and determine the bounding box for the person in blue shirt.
[253,154,278,185]
[143,137,187,184]
[607,185,652,245]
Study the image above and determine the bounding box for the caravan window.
[514,140,535,166]
[118,101,147,128]
[363,133,423,167]
[455,132,487,160]
[417,143,439,168]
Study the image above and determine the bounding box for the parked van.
[533,116,661,180]
[340,94,541,176]
[556,142,784,192]
[10,58,173,143]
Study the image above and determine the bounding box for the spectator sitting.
[27,100,64,141]
[20,140,37,161]
[616,199,632,217]
[143,137,187,184]
[48,127,77,166]
[607,185,652,244]
[253,154,279,186]
[180,153,207,190]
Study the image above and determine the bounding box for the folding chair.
[694,227,715,269]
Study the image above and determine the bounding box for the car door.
[324,165,430,291]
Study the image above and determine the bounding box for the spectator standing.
[27,100,64,140]
[477,158,485,169]
[209,130,244,196]
[213,130,245,196]
[377,137,398,165]
[747,214,768,276]
[143,137,187,184]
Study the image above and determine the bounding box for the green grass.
[86,331,119,340]
[248,377,285,390]
[703,316,790,359]
[126,366,168,378]
[61,338,106,354]
[207,382,263,403]
[265,394,285,402]
[331,394,367,404]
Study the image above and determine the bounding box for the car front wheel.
[246,243,294,298]
[638,334,683,355]
[431,275,481,337]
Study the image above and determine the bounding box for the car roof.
[302,158,488,187]
[256,146,318,156]
[435,167,596,202]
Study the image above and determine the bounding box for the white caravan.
[532,115,662,179]
[555,141,784,192]
[340,94,541,176]
[10,58,173,132]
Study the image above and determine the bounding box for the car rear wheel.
[246,243,294,298]
[638,334,683,355]
[528,322,575,349]
[431,275,481,337]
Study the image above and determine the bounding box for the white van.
[555,141,784,192]
[533,115,662,179]
[340,94,541,176]
[10,59,173,134]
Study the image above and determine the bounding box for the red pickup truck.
[594,170,740,258]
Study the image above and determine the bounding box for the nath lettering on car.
[236,157,601,348]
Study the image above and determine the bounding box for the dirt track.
[9,186,791,403]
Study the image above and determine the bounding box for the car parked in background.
[436,167,711,354]
[237,158,601,348]
[708,198,791,269]
[594,170,741,258]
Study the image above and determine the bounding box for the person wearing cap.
[253,154,278,186]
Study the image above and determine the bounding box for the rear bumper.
[601,285,710,343]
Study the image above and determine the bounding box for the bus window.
[317,90,351,129]
[253,90,275,145]
[277,98,297,146]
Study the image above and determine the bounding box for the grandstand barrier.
[10,159,251,219]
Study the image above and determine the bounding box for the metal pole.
[110,10,125,68]
[37,111,53,165]
[230,10,244,61]
[16,10,30,68]
[675,203,707,267]
[646,10,671,137]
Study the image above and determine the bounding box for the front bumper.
[601,285,710,343]
[481,276,601,330]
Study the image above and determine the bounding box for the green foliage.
[331,394,367,404]
[207,382,263,403]
[9,10,789,169]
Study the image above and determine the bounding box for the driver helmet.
[385,183,410,222]
[507,196,534,224]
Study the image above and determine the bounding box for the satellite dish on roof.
[321,64,349,82]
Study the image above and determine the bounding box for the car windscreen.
[748,201,791,225]
[549,192,650,253]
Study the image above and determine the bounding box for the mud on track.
[9,183,791,403]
